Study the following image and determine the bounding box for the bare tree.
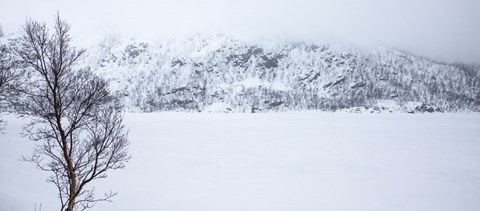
[0,25,21,132]
[14,15,130,211]
[0,25,20,95]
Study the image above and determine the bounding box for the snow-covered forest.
[85,35,480,113]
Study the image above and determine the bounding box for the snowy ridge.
[87,34,480,113]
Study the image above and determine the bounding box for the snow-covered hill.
[86,34,480,113]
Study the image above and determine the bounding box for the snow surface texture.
[86,35,480,113]
[1,112,480,211]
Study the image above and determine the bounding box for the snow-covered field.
[1,112,480,211]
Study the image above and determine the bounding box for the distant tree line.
[91,39,479,113]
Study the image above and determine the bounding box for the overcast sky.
[1,0,479,62]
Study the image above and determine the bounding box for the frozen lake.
[1,112,480,211]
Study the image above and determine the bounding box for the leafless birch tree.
[14,15,130,211]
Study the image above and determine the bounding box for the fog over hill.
[2,0,480,63]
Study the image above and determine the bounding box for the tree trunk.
[64,138,77,211]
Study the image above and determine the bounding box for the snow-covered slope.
[86,34,480,113]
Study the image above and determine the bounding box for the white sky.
[1,0,479,62]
